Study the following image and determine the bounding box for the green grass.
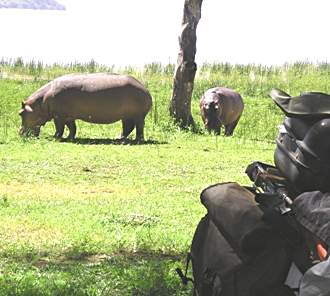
[0,136,274,296]
[1,60,330,295]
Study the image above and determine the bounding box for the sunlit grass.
[0,135,273,295]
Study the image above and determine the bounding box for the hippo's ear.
[21,101,25,108]
[24,105,33,112]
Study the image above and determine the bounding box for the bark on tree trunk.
[170,0,203,129]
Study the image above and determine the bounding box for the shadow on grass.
[1,249,191,296]
[60,137,168,145]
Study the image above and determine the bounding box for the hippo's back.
[207,87,243,104]
[214,87,243,115]
[46,73,152,123]
[51,73,146,94]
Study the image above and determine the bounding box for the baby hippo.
[200,87,244,136]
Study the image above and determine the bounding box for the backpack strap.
[176,252,194,286]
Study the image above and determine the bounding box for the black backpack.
[178,182,295,296]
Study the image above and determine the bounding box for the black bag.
[270,89,330,193]
[293,191,330,248]
[292,191,330,295]
[186,182,294,296]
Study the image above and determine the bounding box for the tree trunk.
[170,0,203,128]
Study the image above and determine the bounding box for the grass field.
[1,60,330,295]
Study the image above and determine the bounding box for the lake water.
[1,0,329,67]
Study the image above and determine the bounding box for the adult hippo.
[200,87,244,136]
[19,73,152,141]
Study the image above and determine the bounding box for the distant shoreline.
[0,0,65,10]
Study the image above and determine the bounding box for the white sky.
[0,0,329,67]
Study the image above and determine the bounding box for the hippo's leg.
[224,116,241,136]
[134,117,145,142]
[121,119,135,139]
[66,120,77,140]
[54,118,65,138]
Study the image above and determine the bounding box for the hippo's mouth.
[19,126,41,137]
[205,118,220,129]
